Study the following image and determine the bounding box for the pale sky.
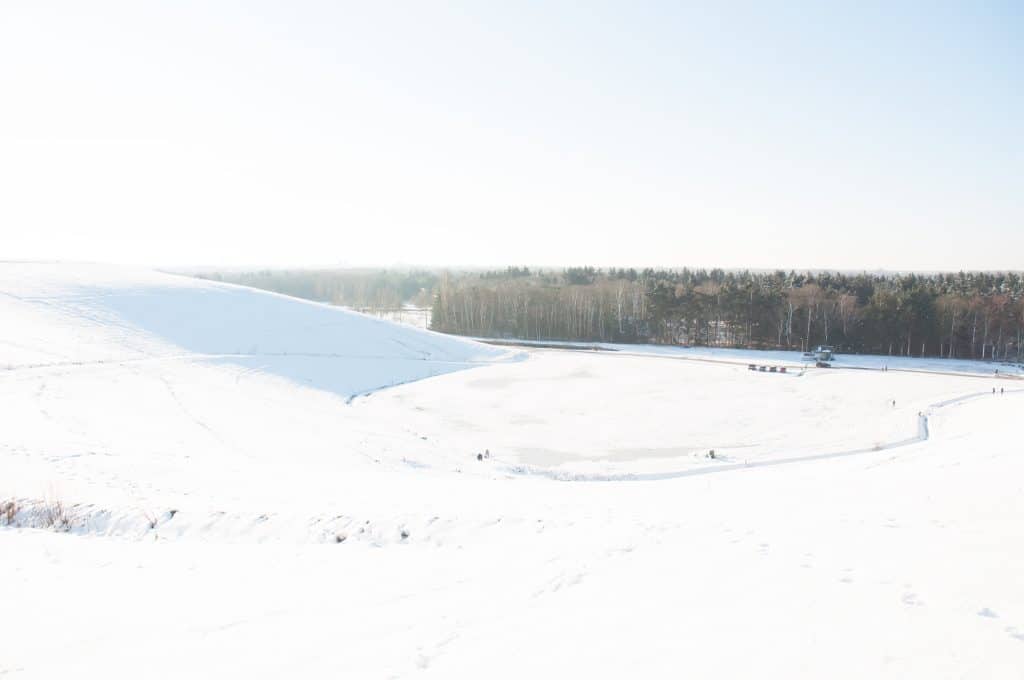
[1,2,1021,271]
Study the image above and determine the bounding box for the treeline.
[432,268,1024,360]
[192,266,1024,361]
[196,269,437,310]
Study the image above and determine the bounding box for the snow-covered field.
[2,264,1023,678]
[478,337,1024,376]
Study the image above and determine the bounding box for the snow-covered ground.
[475,337,1024,376]
[2,264,1023,678]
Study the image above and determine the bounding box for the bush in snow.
[41,499,72,532]
[1,499,18,526]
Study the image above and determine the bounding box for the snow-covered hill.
[0,262,514,399]
[0,262,520,533]
[2,264,1023,679]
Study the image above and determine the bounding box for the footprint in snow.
[1006,627,1024,642]
[535,571,585,597]
[977,607,998,618]
[902,592,923,607]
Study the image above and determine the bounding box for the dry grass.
[41,498,72,531]
[0,496,76,532]
[1,499,18,526]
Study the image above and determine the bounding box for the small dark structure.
[803,345,836,362]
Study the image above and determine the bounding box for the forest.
[197,267,1024,361]
[196,268,438,311]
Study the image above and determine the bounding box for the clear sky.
[1,1,1021,271]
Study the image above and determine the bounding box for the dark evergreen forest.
[198,267,1024,361]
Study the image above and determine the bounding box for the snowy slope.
[0,262,514,399]
[2,263,1023,679]
[0,262,520,530]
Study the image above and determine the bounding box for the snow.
[476,338,1024,376]
[2,264,1023,678]
[0,263,513,398]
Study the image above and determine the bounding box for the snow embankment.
[0,262,518,400]
[0,263,521,527]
